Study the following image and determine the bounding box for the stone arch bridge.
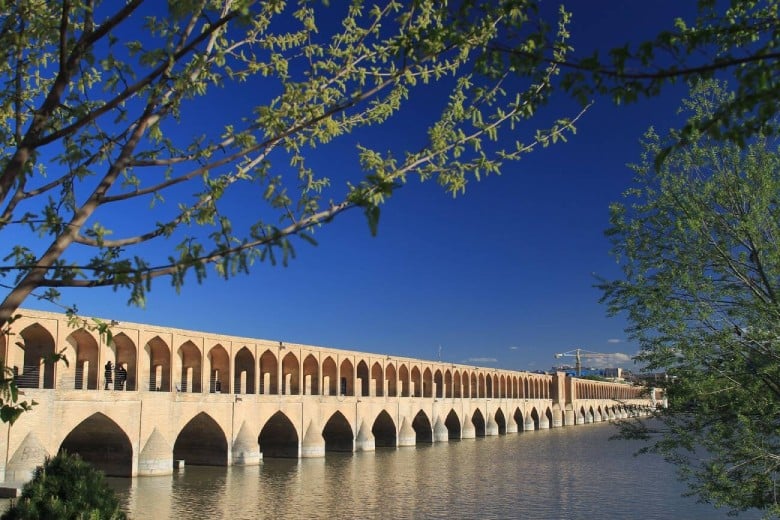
[0,309,654,480]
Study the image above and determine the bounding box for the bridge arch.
[434,369,443,398]
[303,354,319,395]
[59,412,133,477]
[322,356,337,396]
[177,340,202,393]
[385,363,397,397]
[485,374,493,398]
[372,410,396,447]
[530,407,540,429]
[444,370,452,398]
[259,349,277,395]
[412,410,432,443]
[259,411,299,458]
[411,366,421,397]
[356,359,369,397]
[472,408,486,437]
[65,328,99,390]
[513,408,523,430]
[495,408,507,435]
[144,336,171,392]
[398,364,410,397]
[340,358,354,396]
[17,323,56,389]
[112,332,138,391]
[371,362,383,397]
[234,347,255,394]
[470,373,477,398]
[444,409,461,440]
[282,351,300,395]
[453,371,462,398]
[207,343,230,393]
[174,412,227,466]
[323,411,354,452]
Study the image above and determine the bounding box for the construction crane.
[553,348,615,377]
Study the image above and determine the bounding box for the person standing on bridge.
[104,361,113,390]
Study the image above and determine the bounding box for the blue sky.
[15,2,695,372]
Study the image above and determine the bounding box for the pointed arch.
[478,373,485,398]
[303,354,319,395]
[112,332,138,391]
[259,411,298,458]
[323,411,354,452]
[453,370,462,398]
[530,407,540,429]
[18,323,56,389]
[412,410,432,443]
[385,363,397,397]
[65,328,98,390]
[399,364,410,397]
[485,374,493,398]
[422,367,433,398]
[144,336,171,392]
[495,408,507,435]
[356,359,369,397]
[322,356,337,396]
[59,413,133,476]
[234,347,255,394]
[281,352,300,395]
[470,373,478,398]
[434,369,443,398]
[471,408,486,437]
[372,410,396,448]
[207,344,230,393]
[258,349,277,395]
[445,409,461,440]
[411,366,422,397]
[371,362,384,397]
[340,358,354,396]
[174,412,227,466]
[177,340,202,393]
[513,408,523,430]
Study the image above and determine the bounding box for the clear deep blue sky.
[19,2,695,372]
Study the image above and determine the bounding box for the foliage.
[494,0,780,147]
[0,0,585,327]
[1,451,126,520]
[600,80,780,516]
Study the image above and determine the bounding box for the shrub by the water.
[1,451,126,519]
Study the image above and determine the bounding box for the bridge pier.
[398,418,416,447]
[232,422,261,465]
[461,417,476,439]
[433,418,449,442]
[354,421,375,451]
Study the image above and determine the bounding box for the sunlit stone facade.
[0,309,653,480]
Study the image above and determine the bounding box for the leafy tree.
[496,0,780,146]
[0,0,584,328]
[600,80,780,515]
[1,451,126,520]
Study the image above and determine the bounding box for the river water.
[104,422,761,520]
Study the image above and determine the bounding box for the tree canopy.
[0,0,584,327]
[601,80,780,515]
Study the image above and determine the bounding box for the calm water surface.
[104,422,762,520]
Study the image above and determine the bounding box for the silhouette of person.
[104,361,113,390]
[118,365,127,390]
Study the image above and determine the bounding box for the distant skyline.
[14,3,694,373]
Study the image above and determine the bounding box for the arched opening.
[478,374,485,398]
[399,364,410,397]
[412,410,432,443]
[372,410,396,448]
[173,412,227,466]
[322,356,337,396]
[259,412,298,458]
[513,408,523,430]
[500,375,506,398]
[145,336,171,392]
[454,371,462,398]
[322,411,354,452]
[485,374,493,398]
[18,324,56,389]
[281,352,300,395]
[471,373,478,398]
[463,371,471,398]
[340,359,354,396]
[66,329,98,390]
[444,370,452,398]
[234,347,255,394]
[422,368,433,398]
[112,333,137,391]
[530,407,540,430]
[177,340,202,393]
[208,344,230,393]
[371,362,383,397]
[495,408,507,435]
[59,413,132,476]
[471,409,486,437]
[259,350,277,395]
[356,360,369,397]
[303,354,319,395]
[445,409,461,440]
[546,407,554,426]
[385,363,397,397]
[434,370,443,398]
[411,366,422,397]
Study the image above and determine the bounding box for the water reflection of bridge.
[0,309,653,480]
